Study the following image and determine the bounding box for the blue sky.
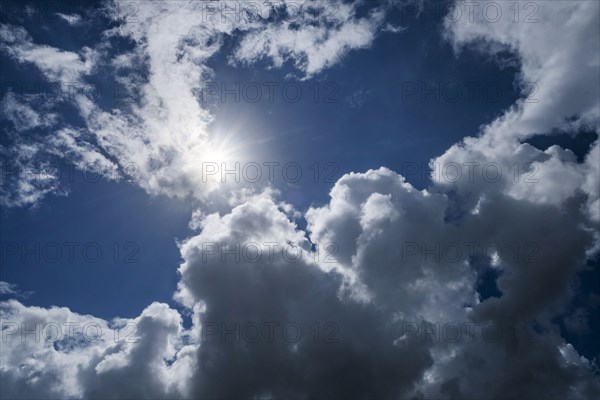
[1,1,599,399]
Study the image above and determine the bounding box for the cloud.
[56,13,82,26]
[0,24,97,84]
[0,282,32,298]
[0,300,192,399]
[0,0,398,207]
[231,1,387,78]
[0,92,58,132]
[435,0,600,224]
[174,188,436,398]
[444,1,599,137]
[3,173,599,397]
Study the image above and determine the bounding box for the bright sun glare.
[201,128,250,168]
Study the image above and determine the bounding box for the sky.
[0,0,599,399]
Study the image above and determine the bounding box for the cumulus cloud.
[3,171,599,397]
[436,0,600,223]
[445,1,599,135]
[174,188,436,398]
[305,166,599,398]
[0,299,192,399]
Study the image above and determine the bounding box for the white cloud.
[0,282,32,298]
[56,13,82,26]
[0,299,192,399]
[444,1,599,137]
[1,0,399,206]
[0,24,96,85]
[434,0,600,224]
[232,2,387,78]
[0,92,58,132]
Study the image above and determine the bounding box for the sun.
[202,127,250,166]
[204,140,233,164]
